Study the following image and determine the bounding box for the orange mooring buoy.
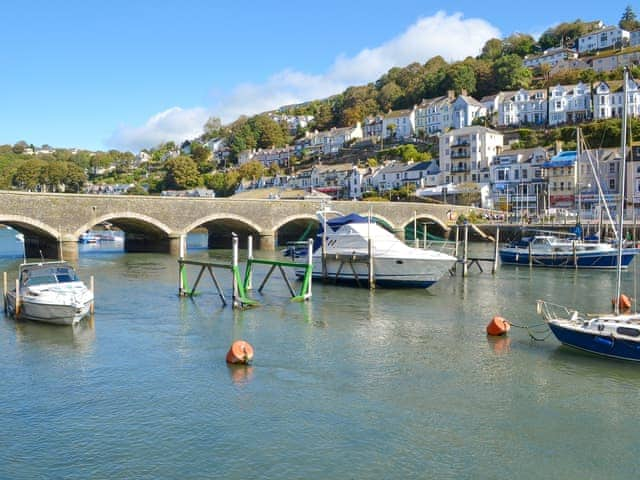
[613,294,632,312]
[486,316,511,336]
[226,340,254,364]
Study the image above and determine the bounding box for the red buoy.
[487,316,510,336]
[613,294,632,312]
[226,340,254,364]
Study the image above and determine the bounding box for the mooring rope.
[508,321,553,341]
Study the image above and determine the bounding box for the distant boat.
[79,232,99,244]
[5,261,94,325]
[499,231,638,269]
[15,233,24,242]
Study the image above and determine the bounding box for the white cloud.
[106,107,209,151]
[107,11,500,151]
[215,11,500,121]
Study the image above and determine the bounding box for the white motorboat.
[499,231,638,268]
[299,211,456,288]
[5,261,94,325]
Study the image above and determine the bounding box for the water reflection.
[487,335,511,355]
[228,364,254,385]
[13,316,95,353]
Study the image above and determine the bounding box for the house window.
[560,182,564,191]
[609,163,616,173]
[610,179,616,190]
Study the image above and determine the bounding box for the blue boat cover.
[326,213,370,230]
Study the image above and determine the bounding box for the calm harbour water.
[2,227,640,479]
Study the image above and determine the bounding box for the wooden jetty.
[178,235,313,309]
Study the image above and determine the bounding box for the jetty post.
[90,275,95,314]
[15,278,20,317]
[247,235,254,290]
[463,223,469,277]
[423,223,427,249]
[321,210,327,282]
[413,211,418,248]
[492,228,500,274]
[232,235,241,309]
[2,271,6,313]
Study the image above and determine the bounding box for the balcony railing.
[451,152,470,159]
[451,165,470,173]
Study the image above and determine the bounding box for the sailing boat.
[499,128,639,268]
[536,68,640,361]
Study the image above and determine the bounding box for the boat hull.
[500,248,639,269]
[301,256,454,288]
[6,291,92,326]
[549,322,640,362]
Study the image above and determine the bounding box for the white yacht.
[5,261,94,325]
[300,211,456,288]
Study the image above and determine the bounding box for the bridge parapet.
[0,191,476,258]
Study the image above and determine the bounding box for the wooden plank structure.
[451,224,500,276]
[178,236,314,309]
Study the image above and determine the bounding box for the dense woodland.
[3,8,640,197]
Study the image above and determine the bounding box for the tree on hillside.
[493,54,532,90]
[620,5,640,31]
[253,115,288,148]
[420,56,448,98]
[377,82,403,112]
[537,20,598,50]
[479,38,503,61]
[64,163,87,192]
[205,170,240,197]
[164,155,201,189]
[444,62,476,95]
[190,141,211,164]
[237,160,265,181]
[13,159,45,190]
[203,116,223,139]
[502,33,537,57]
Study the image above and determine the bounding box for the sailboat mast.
[615,68,630,315]
[575,128,581,225]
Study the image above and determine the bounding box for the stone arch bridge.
[0,191,478,259]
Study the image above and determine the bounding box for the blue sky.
[0,1,633,152]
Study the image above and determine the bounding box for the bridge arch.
[0,215,64,259]
[399,214,449,232]
[272,214,319,247]
[0,214,61,239]
[184,213,264,249]
[74,212,173,240]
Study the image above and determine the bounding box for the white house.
[547,82,592,126]
[451,94,487,129]
[299,123,363,155]
[310,163,354,198]
[490,147,549,215]
[591,49,640,72]
[382,108,416,139]
[439,126,503,185]
[523,47,578,69]
[415,92,455,136]
[496,89,547,127]
[577,25,629,53]
[593,78,640,120]
[238,146,296,168]
[631,29,640,47]
[362,115,384,139]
